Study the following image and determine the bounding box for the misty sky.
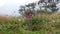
[0,0,39,16]
[0,0,60,16]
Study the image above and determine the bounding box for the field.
[0,12,60,34]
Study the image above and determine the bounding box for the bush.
[20,16,46,31]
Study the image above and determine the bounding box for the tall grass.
[0,12,60,34]
[20,12,60,34]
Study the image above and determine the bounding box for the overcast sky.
[0,0,60,16]
[0,0,39,16]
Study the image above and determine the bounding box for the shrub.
[20,16,46,31]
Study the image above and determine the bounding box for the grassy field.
[0,12,60,34]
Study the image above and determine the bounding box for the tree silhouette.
[19,0,60,15]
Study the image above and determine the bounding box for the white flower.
[18,19,21,21]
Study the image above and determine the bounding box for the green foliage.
[0,12,60,34]
[20,12,60,34]
[20,16,46,31]
[37,9,52,14]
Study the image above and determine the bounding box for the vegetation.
[19,0,59,15]
[0,12,60,34]
[0,0,60,34]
